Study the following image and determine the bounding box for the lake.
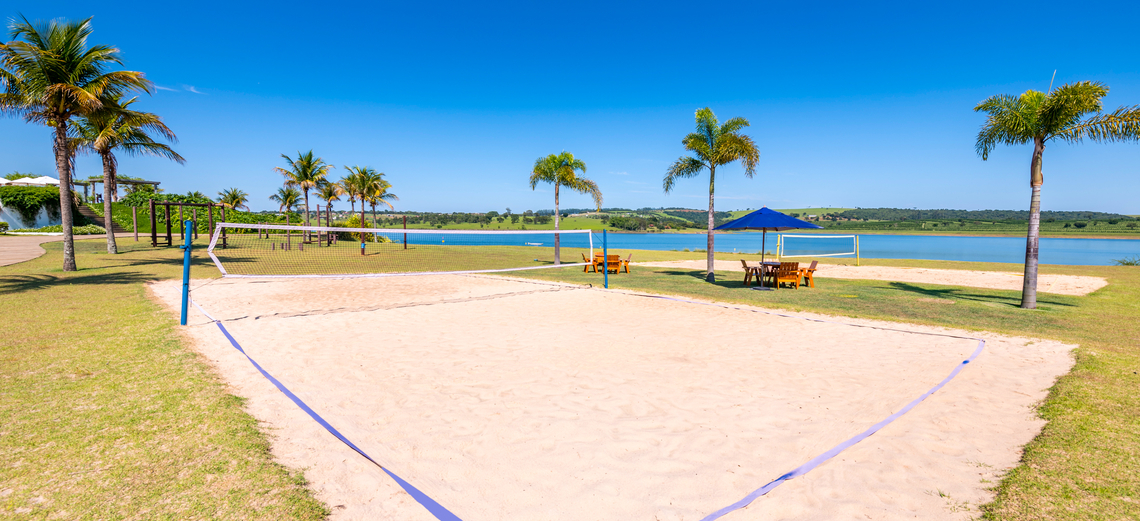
[378,230,1140,266]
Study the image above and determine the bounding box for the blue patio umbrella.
[714,207,823,268]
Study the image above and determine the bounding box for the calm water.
[379,231,1140,266]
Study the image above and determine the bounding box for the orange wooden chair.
[740,259,762,286]
[800,260,819,288]
[582,253,598,273]
[620,253,633,273]
[773,262,801,289]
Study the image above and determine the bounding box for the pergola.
[73,176,161,201]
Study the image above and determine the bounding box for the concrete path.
[0,233,136,267]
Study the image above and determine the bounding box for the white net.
[207,223,594,278]
[779,234,857,258]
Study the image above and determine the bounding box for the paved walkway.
[0,233,137,267]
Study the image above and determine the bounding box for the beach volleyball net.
[778,234,860,264]
[206,223,595,278]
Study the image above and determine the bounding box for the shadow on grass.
[885,282,1076,308]
[0,271,153,294]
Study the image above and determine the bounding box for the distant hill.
[834,208,1134,222]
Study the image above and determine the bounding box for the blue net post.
[603,229,608,289]
[179,220,193,326]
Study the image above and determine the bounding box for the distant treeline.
[832,208,1134,222]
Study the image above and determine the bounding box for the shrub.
[0,222,8,233]
[1128,223,1138,229]
[1108,219,1120,225]
[1073,222,1088,228]
[1113,255,1140,266]
[0,186,62,225]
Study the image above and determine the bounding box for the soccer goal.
[206,223,595,278]
[777,234,860,265]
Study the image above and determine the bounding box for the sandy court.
[634,259,1107,296]
[152,275,1073,520]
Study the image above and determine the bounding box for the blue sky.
[3,1,1139,213]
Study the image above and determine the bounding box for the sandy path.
[634,260,1107,296]
[0,233,133,267]
[152,275,1073,520]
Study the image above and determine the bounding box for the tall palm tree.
[529,151,602,265]
[0,16,151,271]
[663,108,760,282]
[269,186,302,216]
[341,166,384,238]
[363,178,398,241]
[218,188,250,211]
[275,150,332,231]
[975,81,1140,309]
[72,94,184,254]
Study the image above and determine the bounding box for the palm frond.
[1052,105,1140,144]
[663,156,705,193]
[973,93,1036,159]
[1040,81,1107,134]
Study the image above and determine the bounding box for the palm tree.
[275,150,332,231]
[268,187,302,222]
[341,166,384,237]
[663,108,760,282]
[529,151,602,265]
[218,188,250,211]
[72,94,183,254]
[317,182,341,213]
[0,16,151,271]
[974,81,1140,309]
[363,178,398,241]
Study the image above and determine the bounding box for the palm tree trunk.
[100,152,119,254]
[1021,138,1045,309]
[553,183,560,265]
[53,122,77,271]
[705,166,716,282]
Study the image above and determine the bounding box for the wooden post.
[150,199,157,247]
[132,206,138,242]
[286,213,291,250]
[220,205,227,248]
[327,206,332,246]
[193,208,198,240]
[403,215,407,250]
[207,204,214,243]
[165,203,172,246]
[179,204,184,236]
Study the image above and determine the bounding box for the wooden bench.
[773,261,801,289]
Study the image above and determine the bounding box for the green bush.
[1073,221,1088,229]
[0,221,8,233]
[0,186,61,225]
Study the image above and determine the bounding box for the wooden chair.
[773,262,801,289]
[582,253,597,273]
[740,259,762,286]
[800,260,819,288]
[605,254,622,273]
[620,253,632,273]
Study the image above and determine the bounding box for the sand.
[151,275,1074,520]
[634,260,1107,296]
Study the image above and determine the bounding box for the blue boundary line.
[622,292,986,520]
[191,299,462,521]
[194,286,986,520]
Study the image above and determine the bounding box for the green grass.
[0,239,328,519]
[504,254,1140,520]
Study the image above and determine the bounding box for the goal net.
[778,234,859,263]
[207,223,595,278]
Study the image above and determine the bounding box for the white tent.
[0,178,10,185]
[9,176,60,186]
